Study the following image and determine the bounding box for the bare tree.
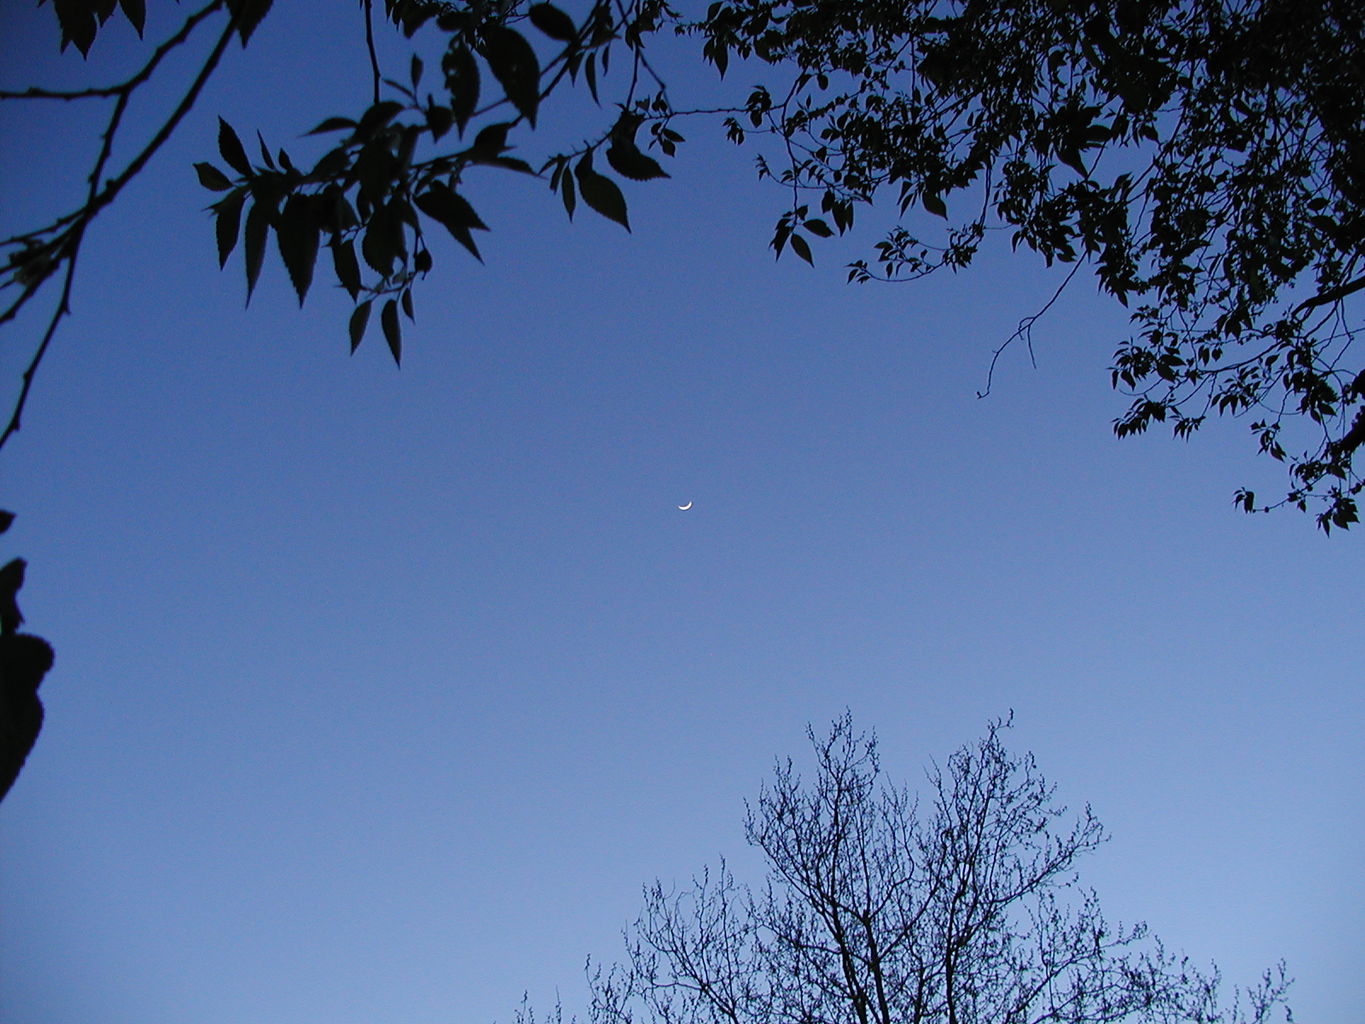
[525,714,1289,1024]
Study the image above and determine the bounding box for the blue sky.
[2,4,1361,1023]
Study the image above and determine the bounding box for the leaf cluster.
[194,0,686,365]
[686,0,1365,528]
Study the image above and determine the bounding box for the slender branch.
[0,1,225,102]
[363,0,382,105]
[977,261,1084,400]
[0,6,241,452]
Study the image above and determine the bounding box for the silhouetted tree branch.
[517,714,1293,1024]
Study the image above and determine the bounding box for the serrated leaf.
[243,197,273,303]
[575,153,629,231]
[53,0,98,56]
[255,131,276,170]
[361,204,403,277]
[789,232,814,265]
[443,43,479,135]
[225,0,272,45]
[118,0,145,35]
[194,162,233,191]
[218,117,251,176]
[214,188,247,268]
[483,26,540,126]
[529,2,577,41]
[381,298,401,365]
[349,300,372,353]
[414,183,487,261]
[606,141,668,181]
[276,194,319,305]
[332,239,361,300]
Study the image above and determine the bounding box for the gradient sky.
[2,4,1361,1023]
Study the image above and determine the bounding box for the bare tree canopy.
[525,715,1290,1024]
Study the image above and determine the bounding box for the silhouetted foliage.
[519,715,1291,1024]
[0,511,53,803]
[689,0,1365,529]
[4,0,1362,528]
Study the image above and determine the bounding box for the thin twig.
[0,7,241,452]
[0,1,224,102]
[977,261,1083,400]
[363,0,382,105]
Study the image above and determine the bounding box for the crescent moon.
[677,501,693,510]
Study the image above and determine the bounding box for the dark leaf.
[483,26,541,126]
[224,0,272,45]
[414,182,487,260]
[332,239,361,300]
[401,287,414,321]
[0,557,24,634]
[584,51,599,103]
[410,53,423,89]
[217,118,252,176]
[117,0,145,35]
[803,218,833,237]
[922,192,947,218]
[560,169,577,219]
[194,162,233,192]
[52,0,98,55]
[425,103,453,142]
[575,153,629,231]
[472,121,512,155]
[789,232,813,265]
[349,300,372,353]
[306,116,358,136]
[443,43,479,135]
[381,298,402,365]
[356,100,405,139]
[361,203,404,277]
[0,511,13,535]
[243,197,273,302]
[529,2,577,42]
[213,188,247,268]
[256,131,276,170]
[485,155,535,175]
[276,194,319,305]
[606,140,668,181]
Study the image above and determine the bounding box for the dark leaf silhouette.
[574,152,629,231]
[276,194,320,305]
[212,189,246,268]
[349,299,372,353]
[217,118,252,176]
[414,183,487,261]
[529,2,577,42]
[381,298,401,365]
[194,162,233,192]
[483,26,540,126]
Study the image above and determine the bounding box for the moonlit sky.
[1,4,1361,1023]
